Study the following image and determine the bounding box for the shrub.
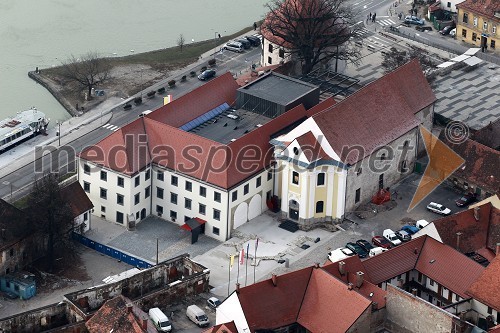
[200,66,207,73]
[181,75,187,82]
[157,87,166,94]
[190,71,196,77]
[168,80,176,87]
[134,97,142,105]
[208,58,216,66]
[146,90,156,98]
[123,103,132,110]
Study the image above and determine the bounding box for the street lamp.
[214,32,221,59]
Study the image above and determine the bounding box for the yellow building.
[456,0,499,53]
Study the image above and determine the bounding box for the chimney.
[271,274,277,286]
[338,261,346,276]
[459,310,467,320]
[236,283,240,293]
[356,271,364,288]
[371,302,378,312]
[348,283,353,290]
[411,288,417,296]
[126,303,133,313]
[414,248,418,255]
[496,243,500,256]
[142,316,148,329]
[473,207,480,221]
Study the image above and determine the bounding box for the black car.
[345,242,368,258]
[456,193,477,207]
[245,35,261,47]
[198,69,216,81]
[415,25,432,32]
[235,38,251,49]
[356,239,374,251]
[440,25,455,35]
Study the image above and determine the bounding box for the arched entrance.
[140,208,147,220]
[248,194,262,220]
[233,202,248,229]
[289,199,299,220]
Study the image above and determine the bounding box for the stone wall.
[0,303,74,332]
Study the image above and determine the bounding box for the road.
[0,44,262,201]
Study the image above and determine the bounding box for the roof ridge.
[414,235,428,269]
[295,265,315,323]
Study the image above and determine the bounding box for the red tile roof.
[61,181,94,217]
[442,136,500,196]
[202,321,238,333]
[489,324,500,333]
[238,267,313,331]
[456,0,500,20]
[85,295,156,333]
[415,237,485,298]
[297,268,371,333]
[432,203,500,254]
[306,97,335,117]
[312,60,432,165]
[467,255,500,311]
[471,118,500,150]
[323,255,368,281]
[295,131,329,162]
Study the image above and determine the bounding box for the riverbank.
[30,25,258,117]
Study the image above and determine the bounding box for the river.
[0,0,269,125]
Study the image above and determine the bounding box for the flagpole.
[237,251,240,284]
[245,243,249,286]
[228,256,231,296]
[253,238,258,284]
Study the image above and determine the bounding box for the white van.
[416,219,430,229]
[139,110,153,117]
[148,307,172,332]
[186,305,209,327]
[369,247,388,257]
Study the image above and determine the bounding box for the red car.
[372,236,392,249]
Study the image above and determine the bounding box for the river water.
[0,0,269,124]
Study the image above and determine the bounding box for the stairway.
[278,220,299,233]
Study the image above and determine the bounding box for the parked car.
[427,202,451,215]
[372,235,392,249]
[207,297,221,309]
[415,25,432,32]
[223,41,244,53]
[416,219,430,229]
[186,305,210,327]
[383,229,402,246]
[328,247,355,262]
[198,69,216,81]
[404,16,425,25]
[450,28,456,36]
[369,247,388,257]
[149,308,172,332]
[395,230,411,242]
[356,239,374,251]
[401,225,419,235]
[440,25,455,35]
[346,242,368,258]
[455,193,477,207]
[245,35,262,46]
[235,38,251,49]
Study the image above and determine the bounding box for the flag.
[163,95,173,105]
[230,255,235,271]
[240,248,245,265]
[255,238,259,252]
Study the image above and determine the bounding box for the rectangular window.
[84,164,90,175]
[266,190,272,201]
[117,176,124,187]
[200,186,207,197]
[185,198,192,210]
[145,186,151,198]
[483,22,488,30]
[213,209,221,221]
[267,171,272,181]
[84,212,88,221]
[170,210,177,220]
[116,212,124,224]
[185,181,192,192]
[268,44,273,53]
[317,173,325,186]
[100,188,107,199]
[473,17,478,27]
[472,32,477,41]
[83,181,90,193]
[213,227,220,235]
[199,203,206,215]
[244,184,249,195]
[117,194,124,205]
[232,191,238,202]
[214,192,221,203]
[170,192,178,204]
[157,172,164,181]
[256,176,261,188]
[463,12,468,24]
[134,193,140,205]
[491,40,496,49]
[145,169,150,181]
[316,201,324,213]
[171,175,178,186]
[429,279,435,286]
[100,170,107,181]
[101,206,106,212]
[135,176,140,187]
[462,28,467,38]
[157,187,164,199]
[268,56,272,64]
[446,1,451,7]
[493,26,497,34]
[355,188,361,203]
[487,307,493,315]
[279,48,285,58]
[156,205,163,215]
[292,171,299,185]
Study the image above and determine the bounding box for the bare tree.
[60,51,111,100]
[262,0,361,74]
[177,34,186,52]
[381,46,437,74]
[26,174,75,273]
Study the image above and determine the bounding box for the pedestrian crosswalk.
[354,27,372,38]
[102,123,119,131]
[377,18,397,27]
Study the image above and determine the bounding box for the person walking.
[369,12,372,20]
[372,13,377,22]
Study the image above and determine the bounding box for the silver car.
[223,41,243,53]
[404,15,425,25]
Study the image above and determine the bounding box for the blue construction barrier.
[72,232,153,269]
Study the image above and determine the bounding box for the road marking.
[378,19,396,26]
[103,124,119,131]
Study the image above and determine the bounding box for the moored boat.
[0,107,50,152]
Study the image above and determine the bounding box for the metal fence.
[384,28,500,66]
[72,232,153,269]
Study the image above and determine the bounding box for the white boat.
[0,107,49,151]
